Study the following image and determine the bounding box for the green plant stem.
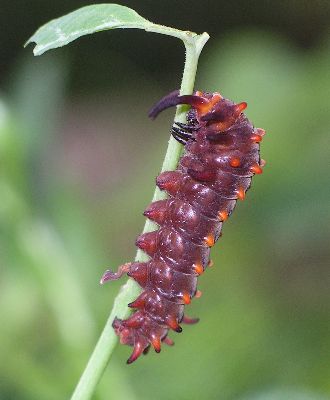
[70,32,209,400]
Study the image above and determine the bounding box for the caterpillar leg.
[171,130,187,145]
[163,336,174,346]
[182,315,200,324]
[100,263,131,284]
[174,121,200,132]
[171,125,193,144]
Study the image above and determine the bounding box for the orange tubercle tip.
[218,211,229,221]
[250,164,263,174]
[229,157,241,167]
[182,292,191,305]
[205,234,215,247]
[236,101,247,112]
[168,318,182,332]
[151,337,161,353]
[212,93,222,102]
[251,134,262,143]
[194,263,204,275]
[198,92,222,115]
[237,187,246,200]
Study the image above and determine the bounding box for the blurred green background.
[1,1,330,399]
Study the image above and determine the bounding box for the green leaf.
[25,4,151,55]
[25,4,196,56]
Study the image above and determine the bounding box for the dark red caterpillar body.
[101,90,265,363]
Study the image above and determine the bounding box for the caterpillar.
[101,90,265,364]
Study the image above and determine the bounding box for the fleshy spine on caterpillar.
[101,90,266,364]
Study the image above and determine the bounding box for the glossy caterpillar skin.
[101,90,265,364]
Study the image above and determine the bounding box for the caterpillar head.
[196,91,247,131]
[149,89,247,131]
